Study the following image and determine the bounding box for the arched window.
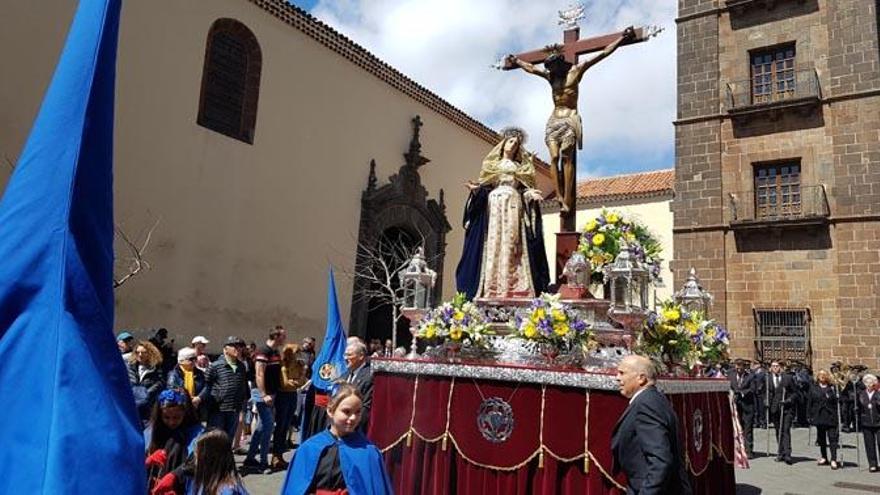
[197,19,261,144]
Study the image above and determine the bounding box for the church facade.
[0,0,553,345]
[674,0,880,370]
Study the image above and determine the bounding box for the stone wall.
[675,0,880,370]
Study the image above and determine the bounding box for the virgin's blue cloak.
[281,430,393,495]
[455,187,550,299]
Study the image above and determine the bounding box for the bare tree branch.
[113,217,160,288]
[3,152,160,290]
[341,226,439,349]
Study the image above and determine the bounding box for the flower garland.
[639,300,730,370]
[417,292,487,345]
[577,209,663,283]
[514,293,592,348]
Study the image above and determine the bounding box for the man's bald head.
[616,355,656,398]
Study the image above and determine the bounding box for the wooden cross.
[503,26,654,69]
[502,25,656,236]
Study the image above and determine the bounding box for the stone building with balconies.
[673,0,880,370]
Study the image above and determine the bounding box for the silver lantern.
[398,247,436,358]
[605,246,651,333]
[674,268,713,315]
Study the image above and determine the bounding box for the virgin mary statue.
[455,127,550,299]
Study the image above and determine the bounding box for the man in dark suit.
[340,339,373,431]
[767,360,798,464]
[729,358,756,458]
[612,355,692,495]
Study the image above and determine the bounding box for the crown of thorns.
[500,126,528,144]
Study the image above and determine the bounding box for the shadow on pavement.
[736,484,762,495]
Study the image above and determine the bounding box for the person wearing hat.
[191,336,210,358]
[117,331,135,361]
[167,347,207,410]
[729,358,756,458]
[204,336,249,445]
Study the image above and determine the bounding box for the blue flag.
[0,0,145,493]
[311,268,349,392]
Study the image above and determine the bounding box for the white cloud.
[312,0,676,177]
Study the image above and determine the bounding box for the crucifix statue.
[501,6,660,232]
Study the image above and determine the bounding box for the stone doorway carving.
[349,116,451,342]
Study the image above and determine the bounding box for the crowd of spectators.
[118,326,322,494]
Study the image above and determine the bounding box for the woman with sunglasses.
[168,347,208,412]
[146,389,205,490]
[282,383,392,495]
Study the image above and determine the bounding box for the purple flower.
[538,319,553,336]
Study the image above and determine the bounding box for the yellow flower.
[534,308,546,320]
[606,212,620,224]
[585,219,598,232]
[660,323,677,335]
[624,232,636,242]
[685,319,698,335]
[453,310,465,321]
[662,307,681,323]
[423,324,436,339]
[592,233,605,246]
[551,309,567,322]
[449,326,463,341]
[591,254,605,266]
[523,322,538,339]
[553,321,570,336]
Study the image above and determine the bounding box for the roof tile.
[576,169,674,202]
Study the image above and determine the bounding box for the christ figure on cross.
[504,26,636,216]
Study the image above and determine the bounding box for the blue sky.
[287,0,676,178]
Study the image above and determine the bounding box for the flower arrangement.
[416,292,487,346]
[577,209,663,284]
[640,300,730,371]
[514,293,592,350]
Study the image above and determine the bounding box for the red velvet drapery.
[368,372,735,495]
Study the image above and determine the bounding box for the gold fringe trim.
[538,385,546,469]
[378,375,732,487]
[584,389,590,473]
[446,432,542,471]
[406,375,419,448]
[588,451,627,491]
[379,430,411,454]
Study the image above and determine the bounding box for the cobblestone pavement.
[736,426,880,495]
[233,427,880,495]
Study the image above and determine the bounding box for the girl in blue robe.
[281,383,393,495]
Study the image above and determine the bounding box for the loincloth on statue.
[544,111,583,150]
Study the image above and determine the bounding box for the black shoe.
[784,457,793,465]
[241,458,261,471]
[869,466,878,473]
[842,427,852,433]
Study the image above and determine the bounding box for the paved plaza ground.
[237,426,880,495]
[736,427,880,495]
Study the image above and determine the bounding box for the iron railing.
[725,68,821,111]
[727,184,829,224]
[754,308,811,367]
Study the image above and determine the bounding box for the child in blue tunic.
[282,383,393,495]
